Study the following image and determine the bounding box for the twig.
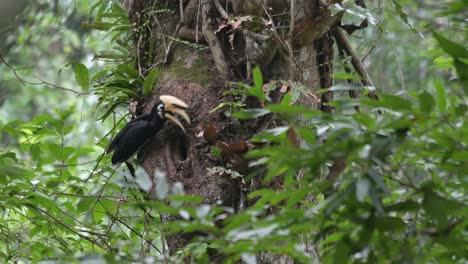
[337,42,361,112]
[33,73,83,94]
[201,0,229,79]
[107,212,162,254]
[163,1,185,64]
[179,0,185,21]
[257,0,292,56]
[1,55,82,94]
[33,206,114,252]
[256,0,304,73]
[52,192,132,200]
[333,27,379,100]
[213,0,228,19]
[0,54,25,86]
[288,0,296,79]
[196,0,201,43]
[317,34,334,113]
[421,218,464,236]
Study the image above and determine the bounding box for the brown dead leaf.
[232,20,242,30]
[286,127,300,147]
[203,123,220,144]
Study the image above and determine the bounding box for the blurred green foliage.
[0,0,466,263]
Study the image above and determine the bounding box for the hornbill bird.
[106,95,190,165]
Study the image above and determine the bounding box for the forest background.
[0,0,466,263]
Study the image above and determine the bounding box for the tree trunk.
[122,0,340,262]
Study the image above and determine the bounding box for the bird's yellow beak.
[160,95,191,132]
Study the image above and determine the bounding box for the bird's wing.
[106,114,151,154]
[110,121,158,164]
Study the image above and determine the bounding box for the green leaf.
[286,187,310,207]
[432,31,468,59]
[419,91,435,113]
[422,188,461,227]
[253,66,263,91]
[352,112,376,129]
[374,216,406,231]
[331,72,362,80]
[380,94,412,112]
[332,240,351,264]
[80,21,114,30]
[320,231,346,247]
[369,185,385,215]
[155,169,169,199]
[143,67,159,95]
[355,179,370,202]
[93,202,106,223]
[326,184,354,215]
[246,67,268,101]
[266,104,321,116]
[433,31,468,87]
[98,102,123,121]
[391,0,420,34]
[100,199,116,214]
[434,79,447,112]
[326,84,360,92]
[232,109,270,119]
[116,63,139,80]
[135,166,152,193]
[0,152,17,160]
[423,189,447,227]
[386,200,420,212]
[74,63,90,91]
[451,150,468,162]
[77,198,95,213]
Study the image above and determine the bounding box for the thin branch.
[288,0,296,79]
[1,55,82,94]
[201,0,229,79]
[213,0,228,19]
[136,33,145,77]
[337,41,361,112]
[32,74,83,94]
[196,0,201,43]
[107,212,163,254]
[257,0,292,56]
[33,206,114,252]
[0,54,25,86]
[256,0,305,76]
[179,0,185,21]
[163,1,185,64]
[333,27,379,100]
[52,192,132,201]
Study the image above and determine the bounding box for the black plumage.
[107,106,165,164]
[106,95,190,165]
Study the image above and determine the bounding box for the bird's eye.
[157,104,165,118]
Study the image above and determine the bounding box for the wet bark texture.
[122,0,340,262]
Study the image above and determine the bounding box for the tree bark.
[122,0,340,262]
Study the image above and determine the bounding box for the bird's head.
[155,95,191,131]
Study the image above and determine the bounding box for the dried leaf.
[286,128,300,147]
[232,20,242,30]
[203,123,220,144]
[228,140,249,154]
